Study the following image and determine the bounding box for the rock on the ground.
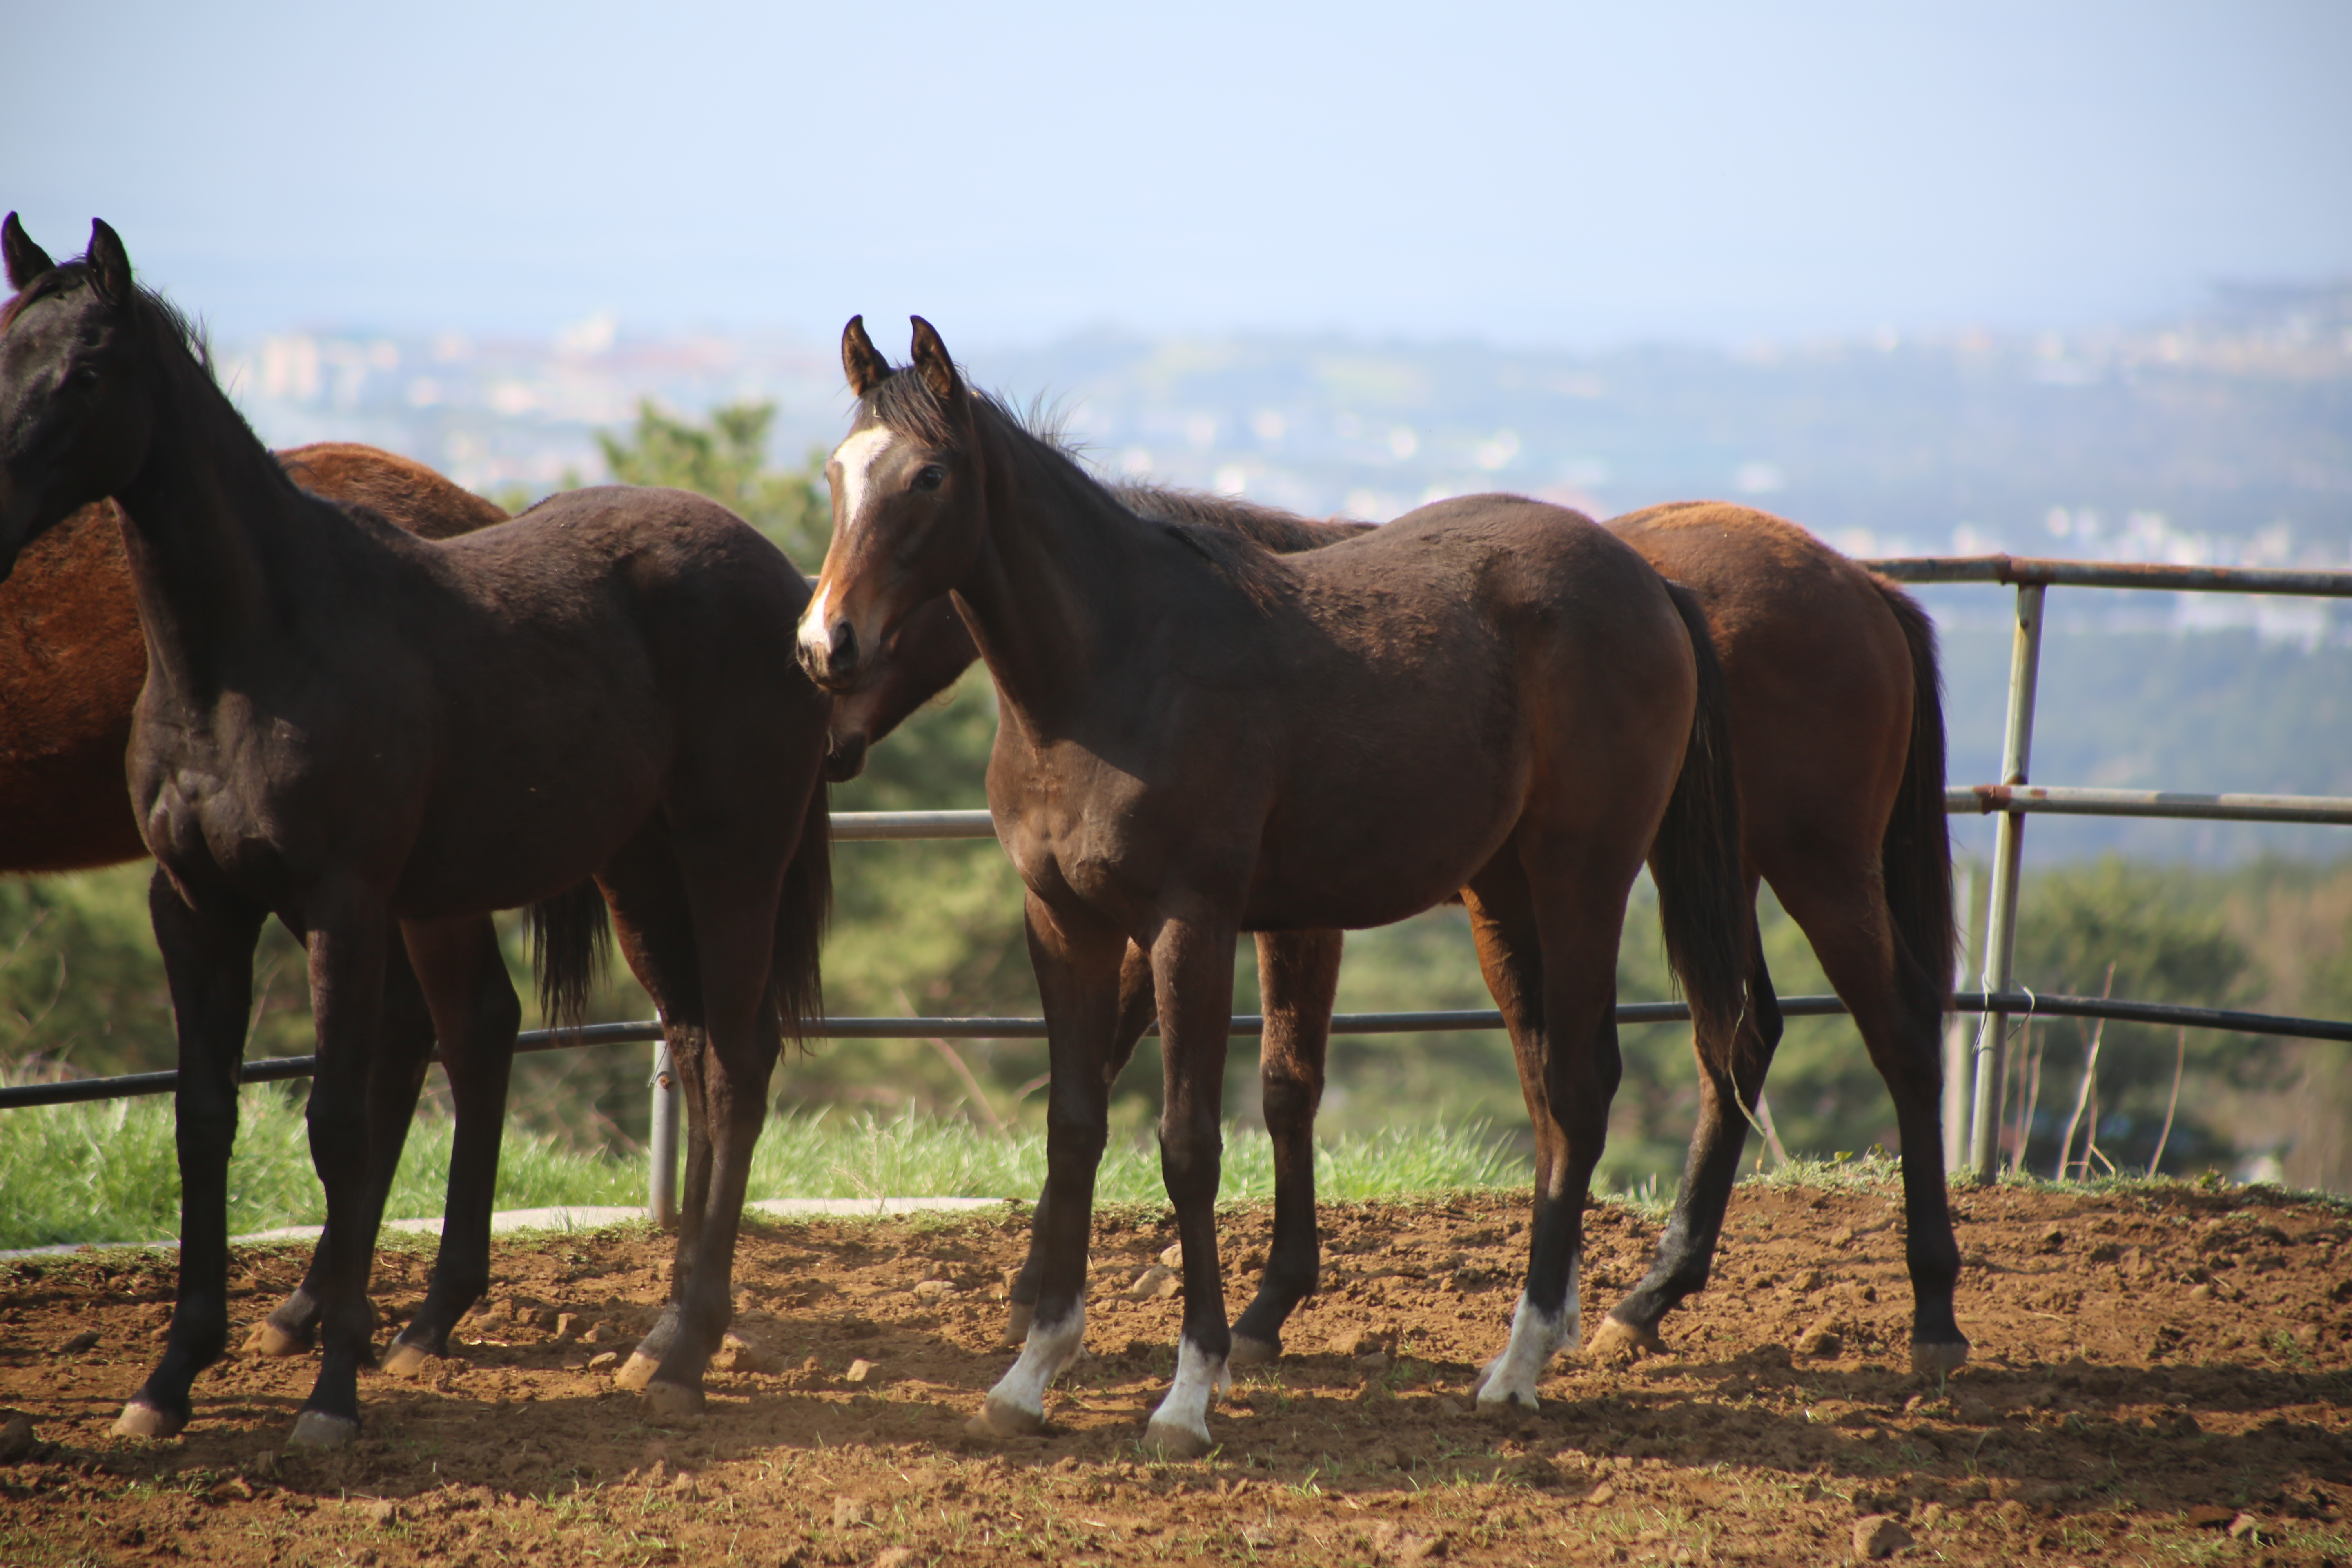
[1853,1513,1912,1559]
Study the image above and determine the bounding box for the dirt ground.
[2,1180,2348,1567]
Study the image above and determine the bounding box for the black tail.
[528,880,611,1031]
[768,778,832,1047]
[1873,577,1958,1001]
[1650,581,1752,1068]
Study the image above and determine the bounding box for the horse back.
[279,443,507,541]
[1610,500,1915,837]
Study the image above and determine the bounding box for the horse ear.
[909,316,962,405]
[86,219,133,305]
[3,213,55,291]
[841,315,890,397]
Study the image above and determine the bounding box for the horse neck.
[955,414,1156,737]
[110,334,326,697]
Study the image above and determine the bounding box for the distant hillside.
[1936,624,2352,862]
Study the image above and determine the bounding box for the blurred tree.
[596,400,830,565]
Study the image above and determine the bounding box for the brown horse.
[0,217,828,1446]
[830,488,1964,1378]
[0,443,555,1383]
[1,447,504,869]
[799,316,1748,1454]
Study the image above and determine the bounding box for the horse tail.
[1649,580,1751,1069]
[528,880,611,1031]
[768,777,832,1049]
[1873,576,1958,1002]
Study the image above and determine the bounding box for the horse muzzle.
[797,616,864,691]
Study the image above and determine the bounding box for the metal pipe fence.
[5,551,2348,1203]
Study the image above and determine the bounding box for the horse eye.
[913,465,946,492]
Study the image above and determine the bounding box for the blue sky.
[6,0,2347,346]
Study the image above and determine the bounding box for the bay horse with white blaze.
[0,217,829,1446]
[799,317,1750,1454]
[829,488,1967,1382]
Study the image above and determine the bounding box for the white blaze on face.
[795,423,893,663]
[798,425,900,662]
[831,425,898,539]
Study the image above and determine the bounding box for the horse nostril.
[829,621,858,673]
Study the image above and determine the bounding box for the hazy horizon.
[9,1,2348,350]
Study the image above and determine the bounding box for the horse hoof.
[287,1410,361,1449]
[1475,1385,1541,1416]
[612,1351,662,1392]
[1586,1317,1663,1365]
[1001,1303,1033,1348]
[1227,1334,1281,1368]
[642,1380,706,1421]
[381,1342,436,1380]
[111,1400,185,1441]
[242,1320,308,1358]
[965,1396,1044,1439]
[1142,1415,1214,1460]
[1911,1339,1970,1378]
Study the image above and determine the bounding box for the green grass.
[13,1088,2348,1252]
[0,1090,1534,1251]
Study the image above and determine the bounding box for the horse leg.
[636,842,784,1419]
[384,914,521,1375]
[1777,871,1968,1374]
[249,927,438,1359]
[1464,852,1628,1413]
[114,871,263,1440]
[978,893,1124,1437]
[1004,938,1156,1346]
[1593,884,1782,1359]
[1143,913,1245,1458]
[1229,927,1342,1365]
[621,1024,715,1389]
[287,888,396,1448]
[586,823,717,1390]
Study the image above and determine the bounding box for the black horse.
[0,217,829,1446]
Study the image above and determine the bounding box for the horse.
[0,445,500,873]
[828,481,1967,1380]
[798,316,1749,1454]
[0,443,554,1381]
[0,216,829,1446]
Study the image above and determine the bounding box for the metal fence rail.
[10,989,2347,1112]
[6,552,2349,1205]
[1865,551,2352,1179]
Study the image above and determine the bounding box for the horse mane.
[865,364,1303,613]
[1112,482,1374,553]
[108,270,312,506]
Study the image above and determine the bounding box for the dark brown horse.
[0,217,828,1446]
[0,445,499,872]
[829,492,1964,1379]
[0,443,551,1382]
[799,317,1748,1453]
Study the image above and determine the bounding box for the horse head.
[0,217,156,583]
[797,315,987,691]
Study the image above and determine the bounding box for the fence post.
[1968,581,2045,1179]
[648,1033,681,1227]
[1942,860,1974,1172]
